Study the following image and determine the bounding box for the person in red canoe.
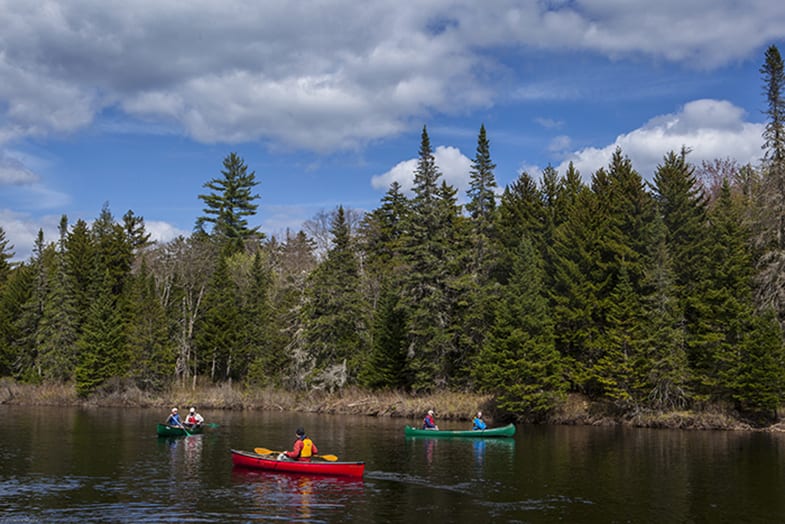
[423,409,439,430]
[279,427,318,461]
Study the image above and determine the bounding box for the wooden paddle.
[253,447,338,461]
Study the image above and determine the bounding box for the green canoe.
[404,422,516,438]
[156,423,205,437]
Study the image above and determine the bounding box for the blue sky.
[2,1,785,261]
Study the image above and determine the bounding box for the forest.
[1,45,785,423]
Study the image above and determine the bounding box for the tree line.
[1,46,785,421]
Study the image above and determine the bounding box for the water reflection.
[232,467,364,521]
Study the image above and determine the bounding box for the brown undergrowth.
[0,378,781,430]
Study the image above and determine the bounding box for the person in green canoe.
[472,411,487,430]
[165,407,183,428]
[422,409,439,430]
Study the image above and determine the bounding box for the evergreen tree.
[755,44,785,324]
[0,264,32,376]
[65,219,96,333]
[734,309,785,418]
[640,215,690,410]
[400,127,458,390]
[360,279,409,389]
[35,216,79,381]
[74,272,127,396]
[591,264,641,404]
[122,209,153,254]
[692,180,755,401]
[465,124,498,276]
[194,255,241,382]
[13,230,53,381]
[301,206,368,389]
[761,44,785,166]
[196,152,262,254]
[125,260,174,390]
[551,186,604,392]
[495,171,544,283]
[0,226,13,286]
[244,250,283,387]
[474,237,566,419]
[651,149,709,300]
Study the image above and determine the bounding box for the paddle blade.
[254,447,281,456]
[317,454,338,462]
[207,423,220,428]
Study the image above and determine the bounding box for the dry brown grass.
[0,378,776,430]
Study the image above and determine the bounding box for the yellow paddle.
[253,447,338,462]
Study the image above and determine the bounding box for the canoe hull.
[231,449,365,478]
[404,422,516,438]
[156,423,204,437]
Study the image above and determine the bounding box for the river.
[1,405,783,522]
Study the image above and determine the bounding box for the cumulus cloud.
[371,145,472,196]
[0,1,782,151]
[556,99,764,179]
[144,220,189,245]
[0,209,60,262]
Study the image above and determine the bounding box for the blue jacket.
[472,417,486,430]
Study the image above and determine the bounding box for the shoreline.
[1,378,782,432]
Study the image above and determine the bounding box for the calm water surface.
[1,405,784,522]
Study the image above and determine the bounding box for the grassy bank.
[0,378,781,431]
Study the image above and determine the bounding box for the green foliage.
[196,152,262,254]
[474,237,566,419]
[301,206,369,389]
[360,280,409,390]
[125,261,174,390]
[733,310,785,417]
[74,274,127,397]
[194,256,242,381]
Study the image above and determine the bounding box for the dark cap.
[295,427,305,436]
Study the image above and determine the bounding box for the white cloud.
[0,209,60,262]
[371,145,472,196]
[556,99,763,179]
[144,220,189,244]
[0,1,782,151]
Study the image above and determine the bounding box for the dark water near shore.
[1,405,784,522]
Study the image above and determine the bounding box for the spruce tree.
[125,261,174,390]
[761,44,785,166]
[194,255,241,381]
[400,126,454,390]
[74,272,127,396]
[301,206,368,389]
[243,250,283,386]
[465,124,498,275]
[196,152,262,254]
[474,236,566,419]
[640,215,690,410]
[755,44,785,323]
[360,279,409,389]
[35,216,79,381]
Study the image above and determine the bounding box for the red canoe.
[231,449,365,478]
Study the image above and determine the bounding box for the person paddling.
[279,427,319,462]
[423,409,439,430]
[165,407,183,429]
